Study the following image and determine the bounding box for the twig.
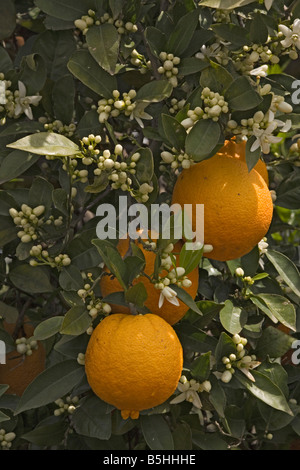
[12,297,32,340]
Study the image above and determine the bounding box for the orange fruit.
[0,317,46,396]
[100,234,199,325]
[85,313,183,420]
[171,148,273,262]
[221,139,269,185]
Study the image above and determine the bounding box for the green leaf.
[18,53,47,95]
[225,76,262,111]
[235,369,293,415]
[0,410,10,423]
[9,265,54,294]
[171,285,202,315]
[212,23,250,47]
[275,170,300,210]
[92,240,128,290]
[245,136,262,172]
[161,114,186,151]
[166,10,199,56]
[15,360,85,414]
[255,326,295,359]
[59,265,84,291]
[199,0,256,7]
[33,30,77,81]
[52,74,75,124]
[140,415,174,450]
[214,331,237,367]
[0,46,13,73]
[34,0,95,21]
[52,188,69,215]
[125,283,148,308]
[72,395,112,440]
[172,422,192,450]
[0,0,16,40]
[77,110,102,139]
[33,316,64,340]
[60,306,91,336]
[200,62,233,93]
[250,13,269,44]
[68,50,117,98]
[86,24,120,75]
[135,80,173,103]
[7,132,79,157]
[0,151,40,184]
[0,301,18,323]
[135,148,154,183]
[179,243,203,275]
[250,294,296,331]
[85,172,109,194]
[0,217,17,247]
[178,57,209,76]
[266,249,300,298]
[190,351,211,382]
[144,26,167,57]
[22,417,68,446]
[185,119,221,161]
[219,300,247,335]
[28,176,54,209]
[209,375,226,418]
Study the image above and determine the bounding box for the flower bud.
[33,205,45,217]
[221,370,232,383]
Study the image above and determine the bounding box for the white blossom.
[158,286,179,308]
[14,81,42,120]
[279,19,300,50]
[249,65,268,77]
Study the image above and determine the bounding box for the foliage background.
[0,0,300,451]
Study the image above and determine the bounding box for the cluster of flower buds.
[221,334,260,383]
[97,89,137,123]
[130,49,152,74]
[169,97,186,115]
[160,149,195,170]
[74,10,138,35]
[29,245,71,269]
[170,375,212,409]
[15,337,38,356]
[77,275,111,332]
[54,395,79,416]
[0,429,16,450]
[157,52,181,88]
[39,117,77,138]
[9,204,46,244]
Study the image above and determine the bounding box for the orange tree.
[0,0,300,451]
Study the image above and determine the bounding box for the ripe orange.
[85,313,183,420]
[0,317,46,396]
[171,148,273,261]
[221,139,269,185]
[100,234,199,325]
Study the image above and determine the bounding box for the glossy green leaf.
[250,294,296,331]
[52,74,75,124]
[35,0,94,21]
[255,326,295,359]
[125,282,148,308]
[59,265,84,291]
[190,351,211,382]
[15,360,85,414]
[0,0,16,40]
[166,9,199,56]
[86,24,120,74]
[266,249,300,298]
[68,50,117,98]
[219,300,247,334]
[140,415,174,450]
[22,417,68,446]
[135,148,154,183]
[185,119,221,161]
[225,76,262,111]
[161,114,186,151]
[9,265,54,294]
[60,306,91,336]
[7,132,79,156]
[72,395,112,440]
[236,369,293,415]
[0,151,40,184]
[33,316,64,340]
[135,80,173,103]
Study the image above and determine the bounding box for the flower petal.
[279,25,293,37]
